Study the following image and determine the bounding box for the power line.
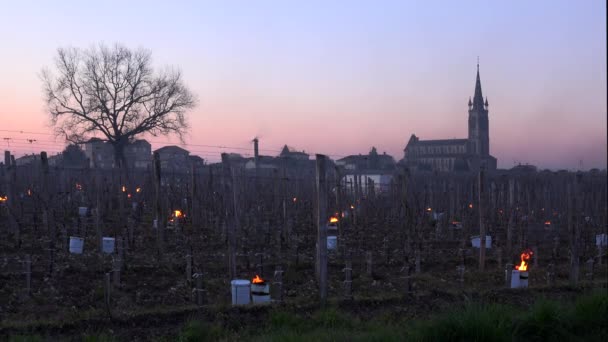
[0,128,349,159]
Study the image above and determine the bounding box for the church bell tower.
[468,62,490,157]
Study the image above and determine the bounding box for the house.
[83,138,114,169]
[124,140,151,169]
[279,145,309,161]
[154,145,190,170]
[84,138,152,169]
[15,154,39,166]
[336,147,395,172]
[189,155,205,168]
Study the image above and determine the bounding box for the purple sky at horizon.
[0,0,606,169]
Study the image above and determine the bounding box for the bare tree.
[42,43,196,169]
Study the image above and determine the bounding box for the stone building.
[83,138,151,169]
[402,64,497,172]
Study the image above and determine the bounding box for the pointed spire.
[468,97,472,107]
[473,60,484,110]
[485,97,488,107]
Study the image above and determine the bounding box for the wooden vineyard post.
[585,258,594,282]
[507,179,515,259]
[497,247,503,270]
[547,263,555,286]
[104,273,112,318]
[153,152,164,257]
[335,166,343,241]
[24,255,31,297]
[255,253,264,277]
[221,153,237,280]
[95,169,103,254]
[112,255,121,287]
[273,265,284,303]
[366,251,373,277]
[505,263,513,287]
[194,272,204,306]
[414,249,421,274]
[478,166,487,271]
[457,264,465,285]
[315,154,328,306]
[190,163,199,229]
[568,179,580,286]
[402,264,412,295]
[343,257,353,300]
[186,253,192,284]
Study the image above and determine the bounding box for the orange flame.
[468,203,473,209]
[292,197,297,202]
[544,220,551,226]
[252,275,265,284]
[174,210,183,218]
[329,216,339,223]
[0,195,7,202]
[27,189,32,196]
[350,205,355,209]
[136,187,141,193]
[426,207,432,212]
[515,249,533,271]
[121,186,126,193]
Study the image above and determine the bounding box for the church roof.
[414,139,468,146]
[472,62,484,110]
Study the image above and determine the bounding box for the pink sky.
[0,1,606,170]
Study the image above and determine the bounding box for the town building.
[402,64,497,172]
[336,147,395,172]
[83,138,151,169]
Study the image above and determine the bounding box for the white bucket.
[102,237,115,254]
[596,234,607,247]
[511,270,520,288]
[251,283,271,304]
[132,202,138,210]
[231,279,251,305]
[519,271,529,288]
[78,207,88,217]
[471,235,492,249]
[69,236,84,254]
[327,236,338,250]
[511,270,529,288]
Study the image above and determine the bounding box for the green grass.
[8,293,608,341]
[234,293,607,341]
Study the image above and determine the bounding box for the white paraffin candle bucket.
[327,236,338,250]
[78,207,88,217]
[511,270,520,288]
[596,234,607,247]
[231,279,251,305]
[69,236,84,254]
[519,271,529,288]
[511,270,529,288]
[251,283,271,304]
[102,237,115,254]
[471,235,492,249]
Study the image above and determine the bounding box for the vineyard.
[1,151,607,340]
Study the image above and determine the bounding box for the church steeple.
[472,61,484,110]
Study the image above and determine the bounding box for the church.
[402,64,497,172]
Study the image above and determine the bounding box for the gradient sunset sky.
[0,0,606,169]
